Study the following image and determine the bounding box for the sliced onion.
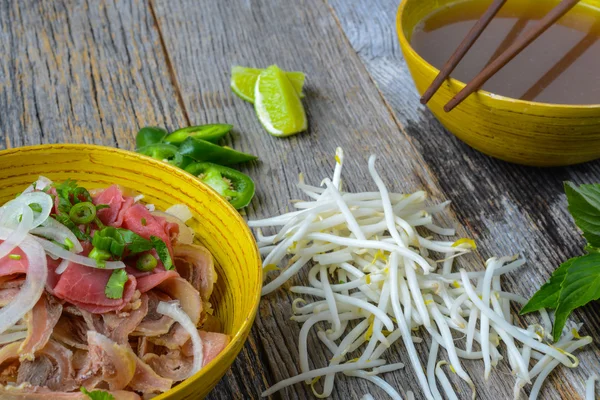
[165,204,193,223]
[55,258,71,275]
[152,210,194,245]
[0,206,33,259]
[0,228,47,334]
[22,176,53,194]
[157,301,203,377]
[0,330,27,344]
[34,237,125,270]
[0,192,53,229]
[30,217,84,254]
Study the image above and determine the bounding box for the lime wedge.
[255,65,307,137]
[231,65,305,103]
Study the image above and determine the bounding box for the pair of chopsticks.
[420,0,581,112]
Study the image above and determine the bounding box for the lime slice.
[255,65,307,137]
[231,65,305,103]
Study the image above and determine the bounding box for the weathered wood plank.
[149,0,573,399]
[327,0,600,399]
[0,0,187,151]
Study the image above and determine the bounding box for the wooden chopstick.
[420,0,507,105]
[444,0,581,112]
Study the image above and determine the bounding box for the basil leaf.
[564,181,600,247]
[552,253,600,341]
[80,387,115,400]
[151,236,173,270]
[520,257,575,314]
[105,269,128,299]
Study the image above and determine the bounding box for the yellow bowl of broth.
[396,0,600,166]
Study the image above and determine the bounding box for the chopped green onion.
[8,254,21,260]
[96,204,110,210]
[105,269,128,300]
[136,253,158,272]
[89,247,111,268]
[141,218,147,226]
[92,227,125,257]
[69,202,97,224]
[64,238,75,250]
[94,216,105,230]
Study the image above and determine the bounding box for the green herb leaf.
[52,214,89,241]
[151,236,173,270]
[117,229,153,254]
[96,204,110,211]
[551,253,600,341]
[105,269,128,299]
[564,181,600,247]
[520,258,575,314]
[80,386,115,400]
[29,203,42,213]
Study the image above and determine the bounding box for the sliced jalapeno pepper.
[179,137,257,166]
[137,143,184,167]
[185,162,255,209]
[135,126,168,149]
[163,124,232,145]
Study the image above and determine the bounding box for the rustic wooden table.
[1,0,598,399]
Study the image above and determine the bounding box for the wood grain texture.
[2,0,599,399]
[0,0,187,151]
[327,0,600,398]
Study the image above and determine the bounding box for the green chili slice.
[136,253,158,272]
[69,202,97,225]
[179,137,257,166]
[185,162,255,209]
[92,227,126,257]
[137,143,184,167]
[135,126,168,149]
[72,187,93,204]
[163,124,232,145]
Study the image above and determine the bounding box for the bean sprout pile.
[250,148,592,399]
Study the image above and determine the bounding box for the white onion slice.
[35,237,125,270]
[157,301,203,377]
[55,258,71,275]
[0,192,53,229]
[30,217,84,254]
[0,206,33,259]
[152,210,194,245]
[165,204,193,223]
[22,176,53,194]
[0,228,47,335]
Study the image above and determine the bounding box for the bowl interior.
[0,144,262,399]
[398,0,600,108]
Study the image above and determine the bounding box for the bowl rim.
[396,0,600,109]
[0,143,263,397]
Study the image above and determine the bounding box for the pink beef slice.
[93,185,135,227]
[52,262,137,314]
[121,204,177,256]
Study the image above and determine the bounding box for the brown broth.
[410,0,600,104]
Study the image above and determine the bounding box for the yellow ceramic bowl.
[396,0,600,166]
[0,144,262,399]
